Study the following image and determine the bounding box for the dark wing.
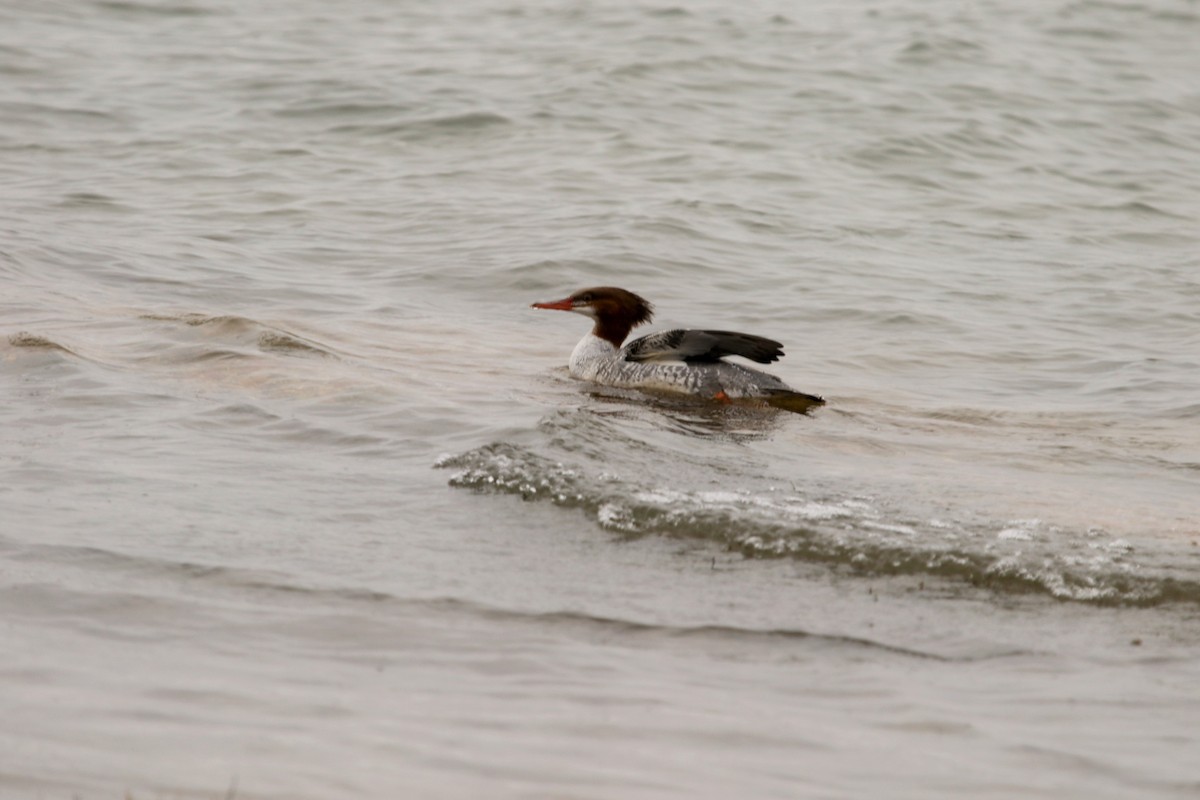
[621,329,784,364]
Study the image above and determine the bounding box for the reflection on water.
[581,385,802,440]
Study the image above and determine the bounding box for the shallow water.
[3,0,1200,797]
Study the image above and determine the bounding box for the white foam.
[997,528,1033,541]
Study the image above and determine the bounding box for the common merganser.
[531,287,823,412]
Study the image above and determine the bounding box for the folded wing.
[621,329,784,364]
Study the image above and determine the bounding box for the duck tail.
[765,390,825,415]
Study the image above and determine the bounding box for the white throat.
[568,333,618,378]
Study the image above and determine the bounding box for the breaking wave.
[438,441,1199,607]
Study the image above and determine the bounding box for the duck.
[531,286,823,411]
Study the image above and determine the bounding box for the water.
[3,0,1200,797]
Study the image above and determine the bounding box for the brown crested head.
[571,287,653,324]
[531,286,654,347]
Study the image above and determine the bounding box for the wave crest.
[438,442,1200,607]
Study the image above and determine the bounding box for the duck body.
[532,287,823,409]
[568,333,794,398]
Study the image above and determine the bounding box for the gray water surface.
[3,0,1199,797]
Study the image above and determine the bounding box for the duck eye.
[577,292,594,303]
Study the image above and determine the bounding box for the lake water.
[2,0,1199,797]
